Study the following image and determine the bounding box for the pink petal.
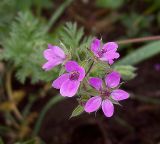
[100,51,120,63]
[105,51,120,59]
[76,66,85,81]
[102,99,114,117]
[105,71,120,88]
[65,61,79,72]
[60,80,80,97]
[42,60,62,71]
[43,49,54,60]
[47,44,65,59]
[108,60,114,65]
[52,74,69,89]
[103,42,118,52]
[84,96,102,113]
[91,38,101,56]
[114,52,120,59]
[89,77,103,90]
[111,89,129,101]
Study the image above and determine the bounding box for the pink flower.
[84,71,129,117]
[52,61,85,97]
[91,38,120,65]
[42,44,66,71]
[154,63,160,71]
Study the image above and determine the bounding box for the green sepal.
[59,66,66,76]
[109,97,122,106]
[70,105,84,118]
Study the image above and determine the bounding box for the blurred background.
[0,0,160,144]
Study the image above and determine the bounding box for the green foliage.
[0,0,17,40]
[116,41,160,65]
[15,0,52,11]
[15,138,38,144]
[121,13,153,37]
[0,0,17,24]
[0,0,53,40]
[0,125,11,135]
[1,11,58,83]
[114,65,137,80]
[144,0,160,13]
[91,61,110,78]
[46,0,74,31]
[1,14,92,84]
[96,0,124,9]
[56,22,92,61]
[70,105,84,118]
[0,137,4,144]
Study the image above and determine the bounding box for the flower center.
[97,49,106,58]
[69,71,80,81]
[100,90,110,99]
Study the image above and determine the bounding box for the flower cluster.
[42,38,129,118]
[85,72,129,117]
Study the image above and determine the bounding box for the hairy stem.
[85,60,94,77]
[117,35,160,45]
[5,70,23,121]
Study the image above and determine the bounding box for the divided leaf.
[1,11,58,83]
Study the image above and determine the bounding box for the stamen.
[100,90,110,98]
[97,49,106,57]
[69,71,80,81]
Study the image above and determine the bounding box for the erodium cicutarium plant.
[42,38,129,118]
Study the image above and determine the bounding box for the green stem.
[22,95,37,117]
[76,50,81,62]
[33,95,64,135]
[85,60,94,77]
[5,70,23,121]
[46,0,73,32]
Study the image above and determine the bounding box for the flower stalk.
[85,60,94,77]
[117,35,160,45]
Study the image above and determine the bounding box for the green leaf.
[0,0,17,40]
[56,22,92,61]
[45,0,74,31]
[116,41,160,65]
[15,138,37,144]
[0,125,11,135]
[1,11,58,83]
[114,65,137,80]
[59,67,66,76]
[90,61,109,77]
[96,0,124,9]
[109,98,121,106]
[0,137,4,144]
[70,105,84,118]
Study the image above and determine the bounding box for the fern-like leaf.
[2,11,58,83]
